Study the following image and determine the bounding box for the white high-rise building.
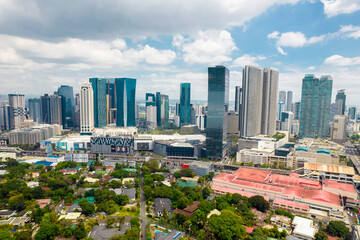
[80,81,94,135]
[146,105,157,129]
[331,115,347,144]
[8,93,26,130]
[261,68,279,135]
[280,111,294,132]
[196,114,206,131]
[240,66,263,137]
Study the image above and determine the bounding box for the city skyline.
[0,1,359,104]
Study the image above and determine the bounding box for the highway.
[346,141,360,174]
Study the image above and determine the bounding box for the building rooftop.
[153,198,173,214]
[302,189,341,206]
[212,185,270,201]
[273,198,309,210]
[292,216,315,239]
[304,162,355,175]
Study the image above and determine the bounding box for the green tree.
[315,231,329,240]
[109,180,122,189]
[248,195,270,212]
[202,187,211,199]
[208,210,246,240]
[73,223,87,240]
[35,224,59,240]
[78,199,95,215]
[114,194,129,206]
[177,196,190,209]
[106,217,116,228]
[326,221,350,240]
[143,159,159,172]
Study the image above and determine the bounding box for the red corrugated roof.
[231,178,284,193]
[273,198,309,210]
[233,168,270,182]
[325,180,356,193]
[269,174,321,189]
[211,185,270,200]
[302,189,340,206]
[283,186,304,198]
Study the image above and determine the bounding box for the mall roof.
[211,185,270,201]
[273,198,309,210]
[325,180,356,193]
[304,162,355,175]
[302,189,341,206]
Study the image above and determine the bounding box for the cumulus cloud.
[0,0,301,39]
[324,54,360,66]
[231,54,266,68]
[268,31,324,55]
[320,0,360,17]
[173,30,237,64]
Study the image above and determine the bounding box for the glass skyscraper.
[156,92,161,126]
[115,78,136,127]
[234,86,242,114]
[335,89,346,115]
[206,66,229,160]
[28,98,41,123]
[58,85,75,129]
[299,74,333,138]
[40,94,50,124]
[145,93,156,107]
[90,78,107,127]
[180,83,191,126]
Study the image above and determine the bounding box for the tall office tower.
[160,94,169,123]
[278,91,286,104]
[278,102,285,121]
[180,83,191,126]
[196,114,206,131]
[146,105,157,129]
[89,78,107,127]
[106,81,116,124]
[261,68,279,135]
[8,93,26,130]
[331,115,347,143]
[349,107,357,120]
[58,85,74,129]
[294,102,301,120]
[292,120,300,136]
[280,111,294,132]
[235,86,242,114]
[335,89,346,115]
[28,98,41,123]
[286,91,293,112]
[40,94,50,124]
[80,81,94,135]
[145,93,156,107]
[174,102,181,127]
[49,94,62,125]
[299,74,333,138]
[115,78,136,127]
[240,66,263,137]
[74,93,80,128]
[0,105,11,131]
[206,66,229,160]
[155,92,161,127]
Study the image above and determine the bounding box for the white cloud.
[231,54,266,68]
[324,54,360,66]
[306,66,316,71]
[268,31,325,54]
[320,0,360,17]
[0,0,301,39]
[174,30,237,64]
[335,25,360,39]
[0,35,176,68]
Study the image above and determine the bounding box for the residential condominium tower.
[115,78,136,127]
[8,93,26,130]
[28,98,41,123]
[261,68,279,136]
[80,81,94,135]
[206,66,229,160]
[299,74,333,138]
[335,89,346,115]
[240,66,263,137]
[180,83,191,126]
[49,94,62,125]
[286,91,293,112]
[235,86,242,114]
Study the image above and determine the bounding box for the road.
[55,199,64,214]
[345,141,360,174]
[139,174,148,240]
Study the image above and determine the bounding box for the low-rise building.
[291,216,316,240]
[189,161,212,176]
[153,198,173,217]
[270,214,291,230]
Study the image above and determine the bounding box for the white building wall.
[80,81,94,134]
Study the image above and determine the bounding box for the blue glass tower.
[299,74,333,138]
[90,78,107,127]
[156,92,161,126]
[145,93,156,107]
[180,83,191,126]
[115,78,136,127]
[57,85,74,129]
[206,66,229,160]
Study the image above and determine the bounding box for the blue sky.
[0,0,359,105]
